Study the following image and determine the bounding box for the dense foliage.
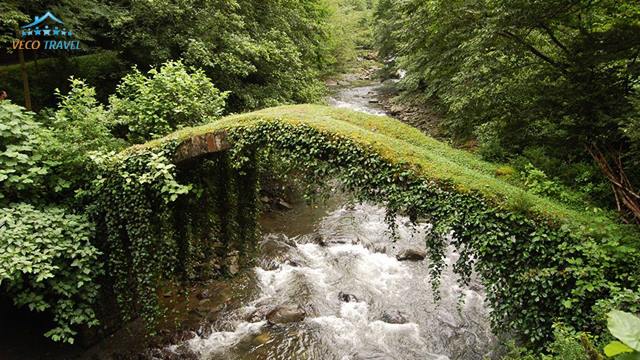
[89,147,259,330]
[0,102,48,205]
[375,0,640,221]
[1,0,352,112]
[3,0,372,112]
[324,0,379,72]
[108,61,229,143]
[110,0,331,110]
[0,52,126,110]
[0,204,101,343]
[0,61,232,342]
[47,78,125,199]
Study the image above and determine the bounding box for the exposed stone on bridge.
[173,131,231,163]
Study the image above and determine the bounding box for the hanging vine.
[88,140,264,333]
[224,121,640,347]
[89,118,640,348]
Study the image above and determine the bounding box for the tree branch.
[498,30,569,75]
[538,22,570,55]
[587,144,640,223]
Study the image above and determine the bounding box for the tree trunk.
[587,144,640,224]
[15,26,32,110]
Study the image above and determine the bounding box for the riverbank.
[377,87,448,142]
[326,55,449,143]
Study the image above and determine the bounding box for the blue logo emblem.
[14,11,80,51]
[21,11,73,38]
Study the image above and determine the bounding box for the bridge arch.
[94,104,637,346]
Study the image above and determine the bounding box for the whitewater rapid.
[167,203,495,360]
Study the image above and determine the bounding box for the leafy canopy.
[374,0,640,216]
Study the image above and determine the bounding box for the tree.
[0,0,121,109]
[110,0,331,111]
[376,0,640,221]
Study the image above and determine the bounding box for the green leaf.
[605,341,634,357]
[608,310,640,351]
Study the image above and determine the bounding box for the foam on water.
[327,84,388,116]
[181,203,496,359]
[186,321,267,357]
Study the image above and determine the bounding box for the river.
[156,82,496,359]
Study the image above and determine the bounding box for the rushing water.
[327,83,387,116]
[166,202,495,360]
[153,81,497,360]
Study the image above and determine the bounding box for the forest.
[1,0,640,359]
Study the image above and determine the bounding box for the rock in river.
[338,291,359,303]
[396,248,427,261]
[381,310,408,324]
[266,304,306,324]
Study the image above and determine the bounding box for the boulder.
[381,310,408,324]
[245,305,272,322]
[309,233,326,247]
[276,198,293,210]
[338,292,359,303]
[396,248,427,261]
[266,305,306,324]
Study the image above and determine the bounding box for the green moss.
[116,104,639,347]
[496,165,517,177]
[129,104,632,237]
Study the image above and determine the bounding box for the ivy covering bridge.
[90,104,640,348]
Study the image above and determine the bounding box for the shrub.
[0,100,49,206]
[475,121,508,161]
[45,78,126,197]
[108,61,229,143]
[521,163,585,207]
[0,203,102,343]
[502,325,599,359]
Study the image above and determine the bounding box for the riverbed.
[164,200,495,359]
